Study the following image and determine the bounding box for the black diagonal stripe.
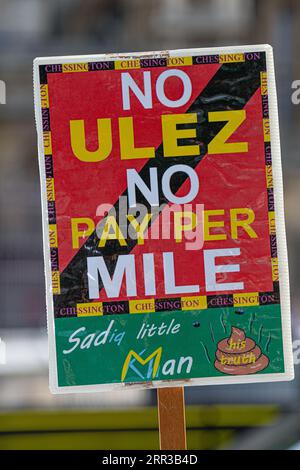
[54,55,266,310]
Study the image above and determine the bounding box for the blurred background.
[0,0,300,450]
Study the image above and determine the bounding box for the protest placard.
[34,45,293,393]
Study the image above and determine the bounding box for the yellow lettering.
[230,208,257,239]
[127,214,152,245]
[174,211,197,242]
[119,117,155,160]
[71,218,95,248]
[70,119,112,162]
[99,216,127,247]
[121,347,162,381]
[208,110,248,154]
[162,113,199,157]
[204,210,226,241]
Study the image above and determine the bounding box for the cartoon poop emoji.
[214,326,269,375]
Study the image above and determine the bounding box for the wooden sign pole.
[157,387,187,450]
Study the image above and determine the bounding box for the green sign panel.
[56,305,284,388]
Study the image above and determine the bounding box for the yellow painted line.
[0,406,279,450]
